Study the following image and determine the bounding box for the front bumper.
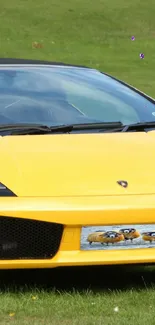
[0,194,155,269]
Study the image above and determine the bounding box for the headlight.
[0,182,16,196]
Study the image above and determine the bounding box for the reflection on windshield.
[0,67,154,126]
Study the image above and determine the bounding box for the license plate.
[81,224,155,250]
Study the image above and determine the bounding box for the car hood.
[1,132,155,197]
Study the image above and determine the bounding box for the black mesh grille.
[0,216,63,259]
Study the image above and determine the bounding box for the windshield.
[0,66,155,126]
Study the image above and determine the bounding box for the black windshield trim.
[0,58,91,69]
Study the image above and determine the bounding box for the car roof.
[0,58,90,68]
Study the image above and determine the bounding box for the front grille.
[0,216,63,259]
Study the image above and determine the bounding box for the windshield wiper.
[98,121,155,133]
[0,123,73,135]
[121,121,155,132]
[1,121,155,135]
[70,121,123,130]
[0,122,123,135]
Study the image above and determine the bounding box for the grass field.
[1,266,155,325]
[1,0,155,323]
[1,0,155,96]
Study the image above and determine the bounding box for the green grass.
[0,288,154,325]
[0,266,155,324]
[1,0,155,323]
[0,0,155,95]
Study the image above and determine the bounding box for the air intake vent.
[0,217,63,259]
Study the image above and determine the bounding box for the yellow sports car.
[1,58,155,269]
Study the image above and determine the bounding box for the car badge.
[117,180,128,188]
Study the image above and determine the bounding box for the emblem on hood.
[117,180,128,188]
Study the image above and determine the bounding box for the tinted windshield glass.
[0,66,155,126]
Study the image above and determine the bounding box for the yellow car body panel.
[0,132,155,268]
[1,131,155,197]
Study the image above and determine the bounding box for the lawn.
[1,0,155,323]
[0,0,155,96]
[1,265,155,325]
